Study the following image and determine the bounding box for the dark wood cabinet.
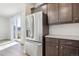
[48,4,59,24]
[59,3,72,23]
[73,4,79,22]
[45,38,58,56]
[47,3,73,24]
[31,3,79,24]
[45,37,79,56]
[46,43,58,56]
[59,45,79,56]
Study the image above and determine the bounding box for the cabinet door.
[45,43,58,56]
[59,45,79,56]
[59,3,72,23]
[48,3,59,24]
[73,3,79,22]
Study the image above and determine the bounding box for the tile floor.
[0,42,26,56]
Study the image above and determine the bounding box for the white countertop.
[45,34,79,41]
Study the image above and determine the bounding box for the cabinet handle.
[61,46,63,49]
[56,46,58,48]
[73,17,79,22]
[75,17,78,20]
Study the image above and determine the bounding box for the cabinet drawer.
[45,37,58,44]
[60,39,79,47]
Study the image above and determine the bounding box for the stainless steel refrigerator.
[24,11,48,56]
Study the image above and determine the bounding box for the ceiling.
[0,3,34,17]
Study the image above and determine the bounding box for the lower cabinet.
[45,37,79,56]
[45,43,58,56]
[59,45,79,56]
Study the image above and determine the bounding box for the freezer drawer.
[24,41,42,56]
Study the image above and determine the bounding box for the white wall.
[0,17,10,40]
[49,23,79,36]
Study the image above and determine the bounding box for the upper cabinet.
[59,4,72,23]
[47,3,73,25]
[48,4,59,24]
[31,3,79,25]
[73,4,79,22]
